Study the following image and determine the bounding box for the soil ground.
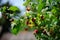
[1,31,36,40]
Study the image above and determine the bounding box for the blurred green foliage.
[0,0,60,40]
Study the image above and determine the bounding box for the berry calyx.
[32,18,36,22]
[41,15,44,20]
[25,28,28,31]
[33,29,38,34]
[9,18,14,22]
[26,7,30,11]
[26,20,29,25]
[43,30,47,34]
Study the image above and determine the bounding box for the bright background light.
[0,0,26,16]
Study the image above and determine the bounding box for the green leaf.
[37,3,45,12]
[9,6,20,13]
[11,28,18,35]
[2,6,6,12]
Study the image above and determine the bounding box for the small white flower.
[41,7,48,13]
[11,22,16,29]
[10,14,14,17]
